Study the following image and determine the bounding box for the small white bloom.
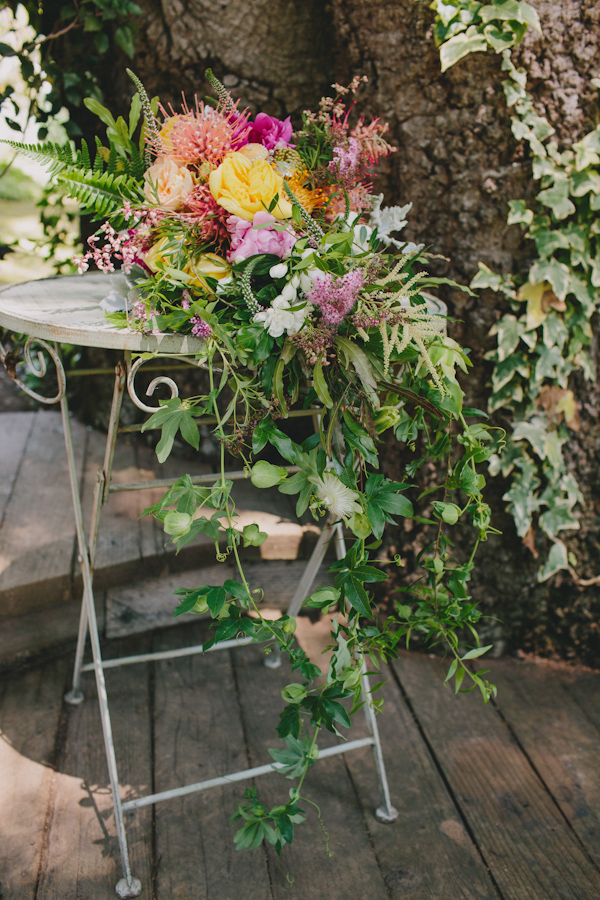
[299,265,320,294]
[280,281,298,303]
[313,473,362,521]
[269,262,288,279]
[253,295,308,337]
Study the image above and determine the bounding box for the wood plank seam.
[388,662,505,900]
[341,755,394,900]
[230,648,277,900]
[0,410,35,532]
[489,694,600,878]
[33,666,71,898]
[148,640,159,897]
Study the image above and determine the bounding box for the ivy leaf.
[439,27,487,72]
[489,315,524,361]
[538,540,569,582]
[539,501,579,539]
[536,176,576,220]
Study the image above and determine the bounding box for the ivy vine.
[425,1,600,581]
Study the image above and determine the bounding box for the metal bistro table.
[0,272,398,898]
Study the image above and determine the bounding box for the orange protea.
[157,97,251,169]
[286,170,329,214]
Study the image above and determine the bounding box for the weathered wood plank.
[559,666,600,733]
[0,411,35,525]
[152,621,272,900]
[233,641,389,900]
[105,562,234,639]
[36,636,153,898]
[394,652,600,900]
[0,410,86,616]
[488,658,600,869]
[0,656,68,899]
[344,666,499,899]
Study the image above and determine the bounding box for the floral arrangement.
[6,69,500,855]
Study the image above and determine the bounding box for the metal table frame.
[0,275,397,898]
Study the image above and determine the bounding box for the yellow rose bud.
[209,151,293,222]
[184,253,231,290]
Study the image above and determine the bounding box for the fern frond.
[56,169,144,221]
[107,145,118,176]
[79,139,91,171]
[0,139,78,176]
[205,68,234,112]
[93,137,105,174]
[127,144,146,180]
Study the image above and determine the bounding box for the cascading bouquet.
[6,69,500,854]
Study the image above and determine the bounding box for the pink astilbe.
[308,268,363,326]
[181,183,231,248]
[328,137,361,186]
[158,96,250,168]
[190,316,212,338]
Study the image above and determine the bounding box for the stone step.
[0,410,330,662]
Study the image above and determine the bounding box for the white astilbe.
[313,474,362,521]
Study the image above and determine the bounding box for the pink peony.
[226,211,297,263]
[247,113,295,150]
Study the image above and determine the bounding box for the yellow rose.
[144,157,195,210]
[209,151,292,222]
[143,236,170,272]
[185,253,231,290]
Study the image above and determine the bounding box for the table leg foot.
[263,650,281,669]
[115,876,142,898]
[64,689,85,705]
[375,804,399,824]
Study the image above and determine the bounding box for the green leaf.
[242,523,268,547]
[439,27,488,72]
[538,540,569,582]
[461,645,493,660]
[250,460,289,489]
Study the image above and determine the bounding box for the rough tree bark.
[65,0,600,663]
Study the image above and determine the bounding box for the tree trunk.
[65,0,600,663]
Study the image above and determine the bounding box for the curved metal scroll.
[0,337,66,404]
[126,355,205,414]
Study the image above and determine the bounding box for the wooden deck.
[1,619,599,900]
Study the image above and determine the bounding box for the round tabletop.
[0,272,207,354]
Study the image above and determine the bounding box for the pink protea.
[159,98,250,168]
[323,183,373,223]
[181,183,231,248]
[350,117,396,166]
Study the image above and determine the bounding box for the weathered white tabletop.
[0,272,206,354]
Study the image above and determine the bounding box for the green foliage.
[424,0,541,71]
[472,54,599,576]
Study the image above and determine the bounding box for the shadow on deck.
[1,618,600,900]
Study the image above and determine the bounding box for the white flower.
[269,262,288,279]
[253,295,308,338]
[313,473,362,521]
